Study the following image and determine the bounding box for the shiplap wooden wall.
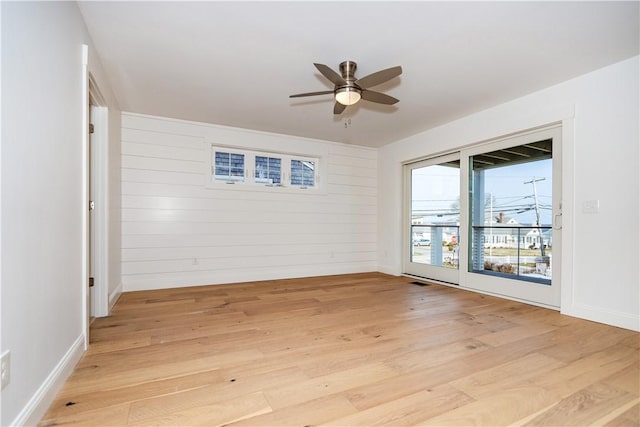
[121,113,378,291]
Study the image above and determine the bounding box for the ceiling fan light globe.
[335,87,361,106]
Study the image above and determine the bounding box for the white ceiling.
[78,1,639,148]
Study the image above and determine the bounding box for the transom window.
[210,146,319,190]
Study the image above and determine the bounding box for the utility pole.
[524,177,546,257]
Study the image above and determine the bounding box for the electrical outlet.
[1,350,10,390]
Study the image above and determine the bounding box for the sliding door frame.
[459,124,562,308]
[402,152,461,284]
[401,123,564,309]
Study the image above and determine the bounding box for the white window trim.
[205,144,326,194]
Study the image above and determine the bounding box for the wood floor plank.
[126,367,308,423]
[384,337,492,374]
[263,362,399,410]
[44,370,223,419]
[418,386,559,426]
[524,383,636,426]
[475,322,556,347]
[128,392,272,427]
[602,362,640,395]
[539,321,634,363]
[450,352,566,399]
[65,349,263,395]
[531,345,638,399]
[227,394,358,427]
[603,401,639,426]
[341,331,565,414]
[39,403,131,427]
[323,385,474,426]
[38,273,639,427]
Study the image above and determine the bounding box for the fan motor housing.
[336,61,362,105]
[339,60,358,82]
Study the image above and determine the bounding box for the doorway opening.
[88,78,109,320]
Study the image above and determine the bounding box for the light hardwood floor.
[40,273,639,426]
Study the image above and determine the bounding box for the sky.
[412,158,553,226]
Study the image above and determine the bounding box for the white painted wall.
[121,113,377,291]
[378,56,639,331]
[1,2,120,425]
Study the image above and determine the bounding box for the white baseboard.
[108,283,123,311]
[562,303,640,332]
[377,264,401,276]
[122,264,377,292]
[12,335,85,427]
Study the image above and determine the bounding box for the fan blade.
[314,63,347,86]
[289,90,334,98]
[356,66,402,89]
[333,102,346,115]
[361,90,399,105]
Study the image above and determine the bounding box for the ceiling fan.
[290,61,402,115]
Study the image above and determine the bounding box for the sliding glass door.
[463,126,562,307]
[403,153,460,284]
[403,126,562,308]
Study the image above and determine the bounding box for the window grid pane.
[291,159,315,187]
[256,156,281,184]
[214,151,245,181]
[230,153,244,177]
[302,161,315,186]
[291,160,302,186]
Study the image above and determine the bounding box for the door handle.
[554,213,562,230]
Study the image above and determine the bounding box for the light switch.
[582,199,600,213]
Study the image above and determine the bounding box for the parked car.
[413,238,431,246]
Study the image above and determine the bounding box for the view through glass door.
[462,126,562,307]
[403,153,460,284]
